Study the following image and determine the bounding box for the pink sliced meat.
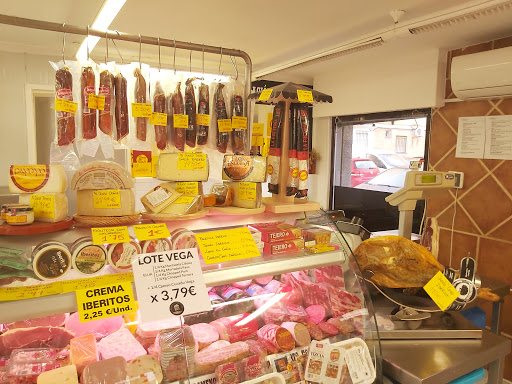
[286,304,309,323]
[254,276,273,286]
[4,314,67,330]
[195,342,250,375]
[282,288,303,306]
[65,312,123,339]
[281,322,311,347]
[327,317,357,335]
[210,317,231,341]
[233,280,252,289]
[244,339,267,358]
[201,340,231,354]
[305,322,324,341]
[315,266,345,288]
[190,323,219,350]
[257,324,295,352]
[305,305,326,325]
[1,326,75,351]
[297,280,331,313]
[325,285,362,317]
[262,302,289,325]
[318,322,339,336]
[227,313,259,343]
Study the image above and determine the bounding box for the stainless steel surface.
[382,329,510,384]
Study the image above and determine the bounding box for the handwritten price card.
[91,226,130,245]
[196,228,261,264]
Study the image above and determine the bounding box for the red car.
[351,158,379,187]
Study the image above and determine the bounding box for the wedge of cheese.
[71,161,134,190]
[140,183,181,213]
[9,165,67,193]
[76,189,135,217]
[222,155,268,182]
[37,364,78,384]
[160,195,202,216]
[19,193,68,222]
[157,153,209,181]
[225,182,262,209]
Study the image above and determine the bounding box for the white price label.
[132,249,211,323]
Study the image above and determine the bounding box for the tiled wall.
[428,36,512,377]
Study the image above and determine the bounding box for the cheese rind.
[9,165,67,193]
[224,182,262,209]
[159,195,202,216]
[157,153,209,181]
[76,189,135,216]
[222,155,268,182]
[18,192,68,222]
[71,161,134,190]
[36,364,78,384]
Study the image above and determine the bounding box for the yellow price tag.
[174,114,189,128]
[62,272,134,293]
[88,94,106,110]
[197,113,210,126]
[30,195,55,219]
[297,90,314,103]
[262,138,271,157]
[267,113,273,136]
[152,155,159,178]
[251,136,264,147]
[259,88,273,101]
[55,98,78,114]
[238,182,257,201]
[232,116,248,130]
[218,119,232,132]
[132,103,152,117]
[175,182,199,195]
[178,153,207,170]
[76,281,135,323]
[253,123,264,136]
[174,196,195,205]
[196,228,260,264]
[424,271,461,311]
[150,112,167,126]
[131,150,153,178]
[133,223,171,242]
[93,190,121,209]
[0,282,63,302]
[91,226,130,245]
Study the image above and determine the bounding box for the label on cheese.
[238,182,257,201]
[146,188,172,207]
[10,165,50,192]
[251,136,264,146]
[93,190,121,209]
[150,112,167,126]
[196,228,261,264]
[76,281,135,322]
[88,94,105,110]
[197,113,210,126]
[253,123,264,136]
[178,153,207,170]
[30,195,55,219]
[55,98,78,114]
[259,88,273,101]
[174,196,195,205]
[134,223,171,242]
[131,150,153,178]
[132,103,152,117]
[91,226,130,245]
[297,90,314,103]
[6,215,27,224]
[424,271,460,311]
[174,114,188,129]
[218,119,232,132]
[175,182,199,195]
[232,116,248,130]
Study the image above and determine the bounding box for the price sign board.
[91,226,130,245]
[196,228,260,264]
[132,249,211,323]
[133,223,171,242]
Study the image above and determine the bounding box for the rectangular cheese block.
[159,195,201,216]
[264,239,305,255]
[76,189,135,217]
[303,228,332,245]
[70,334,98,375]
[166,181,203,196]
[222,155,268,182]
[71,161,134,190]
[157,153,209,181]
[82,357,127,384]
[37,364,78,384]
[249,223,302,243]
[18,193,68,222]
[140,183,181,213]
[9,165,67,193]
[224,181,262,209]
[97,328,146,361]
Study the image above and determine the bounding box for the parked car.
[351,158,380,187]
[355,167,410,193]
[366,152,409,171]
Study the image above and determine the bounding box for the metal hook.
[86,25,90,61]
[230,56,238,80]
[218,47,223,76]
[189,49,192,73]
[105,30,108,64]
[173,39,177,74]
[138,34,142,69]
[112,31,123,65]
[158,37,161,72]
[62,23,66,65]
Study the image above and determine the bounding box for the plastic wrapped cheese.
[70,334,98,375]
[71,161,134,190]
[157,153,209,182]
[18,193,68,222]
[222,155,268,182]
[9,165,67,193]
[97,327,146,361]
[36,364,78,384]
[140,183,181,213]
[159,195,202,216]
[76,189,135,216]
[224,182,262,209]
[127,355,163,384]
[81,357,127,384]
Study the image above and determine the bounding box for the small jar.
[107,238,141,271]
[32,241,71,280]
[6,205,34,226]
[71,237,107,275]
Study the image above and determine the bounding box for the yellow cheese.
[159,195,201,216]
[224,182,262,209]
[71,161,134,190]
[37,364,78,384]
[9,165,67,193]
[157,153,209,182]
[76,189,135,217]
[18,193,68,222]
[222,155,268,182]
[140,183,181,213]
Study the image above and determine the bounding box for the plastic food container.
[6,205,34,226]
[140,238,172,254]
[107,239,141,271]
[32,241,71,280]
[71,237,107,275]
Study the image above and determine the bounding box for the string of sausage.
[185,78,197,148]
[114,73,129,142]
[268,101,285,194]
[55,67,75,146]
[98,70,114,136]
[133,68,147,141]
[215,83,230,153]
[172,82,185,152]
[81,66,96,139]
[231,94,245,154]
[197,83,209,146]
[153,81,167,150]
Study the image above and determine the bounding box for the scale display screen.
[421,175,437,184]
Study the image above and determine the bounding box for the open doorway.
[330,109,430,233]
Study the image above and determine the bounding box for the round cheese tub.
[32,241,71,280]
[140,238,172,254]
[107,238,141,271]
[71,237,108,275]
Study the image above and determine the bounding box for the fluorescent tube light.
[76,0,127,61]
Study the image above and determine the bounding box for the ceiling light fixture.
[76,0,127,61]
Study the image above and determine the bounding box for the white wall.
[0,51,58,187]
[308,117,332,210]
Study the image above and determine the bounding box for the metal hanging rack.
[0,13,253,104]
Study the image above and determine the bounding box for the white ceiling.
[0,0,511,83]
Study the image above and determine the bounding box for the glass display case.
[0,210,381,384]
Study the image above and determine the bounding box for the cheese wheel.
[222,155,268,182]
[157,153,209,182]
[224,181,262,209]
[18,193,68,222]
[9,165,67,193]
[71,161,134,190]
[76,189,135,217]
